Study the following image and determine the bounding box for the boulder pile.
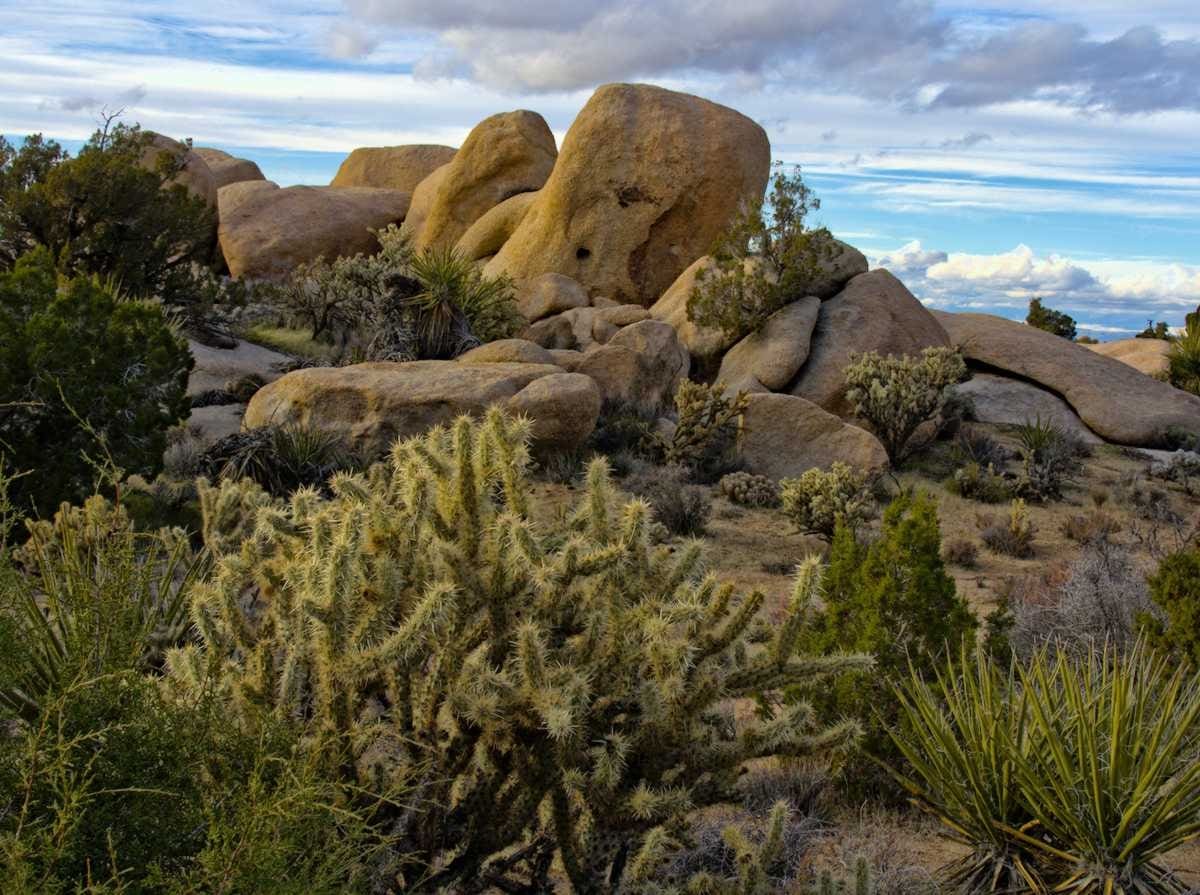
[190,82,1199,480]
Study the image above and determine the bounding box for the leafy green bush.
[0,249,192,515]
[780,462,874,540]
[800,491,977,796]
[1145,545,1200,667]
[168,410,867,891]
[843,347,968,465]
[1026,297,1077,340]
[687,165,836,342]
[0,125,215,315]
[891,643,1200,895]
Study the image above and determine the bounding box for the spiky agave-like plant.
[168,408,867,892]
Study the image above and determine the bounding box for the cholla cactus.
[719,472,781,508]
[779,463,874,541]
[168,409,866,892]
[844,348,968,464]
[660,380,750,472]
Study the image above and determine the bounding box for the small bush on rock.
[780,462,874,541]
[719,471,780,508]
[978,499,1037,558]
[843,347,968,465]
[687,165,835,342]
[1025,297,1077,340]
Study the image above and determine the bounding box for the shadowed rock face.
[951,373,1103,444]
[486,83,771,307]
[737,393,888,480]
[330,145,457,193]
[934,310,1200,447]
[789,269,950,417]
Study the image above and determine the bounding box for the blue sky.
[4,0,1200,337]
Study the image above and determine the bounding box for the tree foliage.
[1145,545,1200,667]
[1025,297,1077,340]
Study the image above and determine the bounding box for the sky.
[3,1,1200,338]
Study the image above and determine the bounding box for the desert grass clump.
[625,462,713,536]
[199,423,359,497]
[942,537,979,568]
[946,461,1010,504]
[978,499,1037,558]
[955,426,1008,469]
[843,347,968,465]
[719,471,781,508]
[780,462,874,541]
[170,409,868,891]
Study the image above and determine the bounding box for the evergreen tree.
[1026,297,1077,340]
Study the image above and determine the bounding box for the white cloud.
[325,22,378,59]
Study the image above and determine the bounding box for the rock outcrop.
[187,338,292,396]
[737,393,888,479]
[217,181,410,280]
[141,133,217,206]
[1087,338,1171,378]
[244,361,599,455]
[456,339,557,366]
[790,270,950,416]
[951,373,1102,444]
[486,83,771,306]
[934,310,1200,446]
[574,320,689,412]
[648,257,741,365]
[402,111,556,253]
[330,144,457,193]
[193,148,266,190]
[716,296,820,394]
[517,273,590,323]
[454,191,539,261]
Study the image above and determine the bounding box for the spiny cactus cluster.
[719,472,781,508]
[779,463,874,541]
[660,380,750,473]
[168,409,867,892]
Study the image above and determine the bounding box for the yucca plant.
[1010,643,1200,894]
[202,423,358,497]
[1166,323,1200,396]
[886,644,1045,893]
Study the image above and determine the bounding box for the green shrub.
[800,491,977,797]
[657,380,748,480]
[1137,319,1172,340]
[0,125,215,317]
[1146,545,1200,667]
[843,347,968,465]
[780,462,873,540]
[896,643,1200,895]
[978,499,1037,558]
[945,461,1010,503]
[1025,297,1076,340]
[1166,322,1200,395]
[168,410,867,891]
[0,248,192,515]
[687,164,835,342]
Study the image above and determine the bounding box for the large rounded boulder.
[789,270,950,416]
[141,133,217,207]
[330,144,457,193]
[244,360,600,455]
[737,393,888,479]
[454,191,539,261]
[193,148,266,190]
[716,296,820,395]
[574,320,690,412]
[934,311,1200,446]
[401,111,556,253]
[217,181,410,280]
[486,83,771,307]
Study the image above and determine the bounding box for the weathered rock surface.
[737,393,889,479]
[518,273,590,322]
[217,181,410,280]
[142,133,217,206]
[716,296,820,394]
[950,373,1102,444]
[456,339,558,366]
[790,270,950,416]
[520,315,577,350]
[807,239,870,300]
[403,111,556,253]
[648,256,740,364]
[454,191,538,261]
[193,148,265,190]
[574,320,689,412]
[330,144,457,193]
[1087,338,1171,378]
[400,163,451,248]
[186,404,246,448]
[187,338,291,396]
[486,83,771,306]
[244,360,597,454]
[934,310,1200,446]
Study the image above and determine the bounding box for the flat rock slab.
[934,310,1200,447]
[187,339,293,396]
[951,373,1103,444]
[186,403,246,448]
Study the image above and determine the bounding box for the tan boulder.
[518,273,590,322]
[548,349,585,371]
[507,372,602,453]
[330,144,457,193]
[141,133,217,206]
[789,270,950,416]
[934,311,1200,446]
[186,404,246,448]
[520,314,577,350]
[649,256,740,364]
[950,373,1102,444]
[806,239,870,299]
[716,296,820,394]
[486,83,770,306]
[217,181,410,280]
[193,148,266,190]
[400,163,451,247]
[737,393,889,480]
[457,338,557,366]
[597,304,650,327]
[454,191,538,261]
[574,320,689,412]
[1087,338,1171,377]
[244,360,597,455]
[402,111,556,253]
